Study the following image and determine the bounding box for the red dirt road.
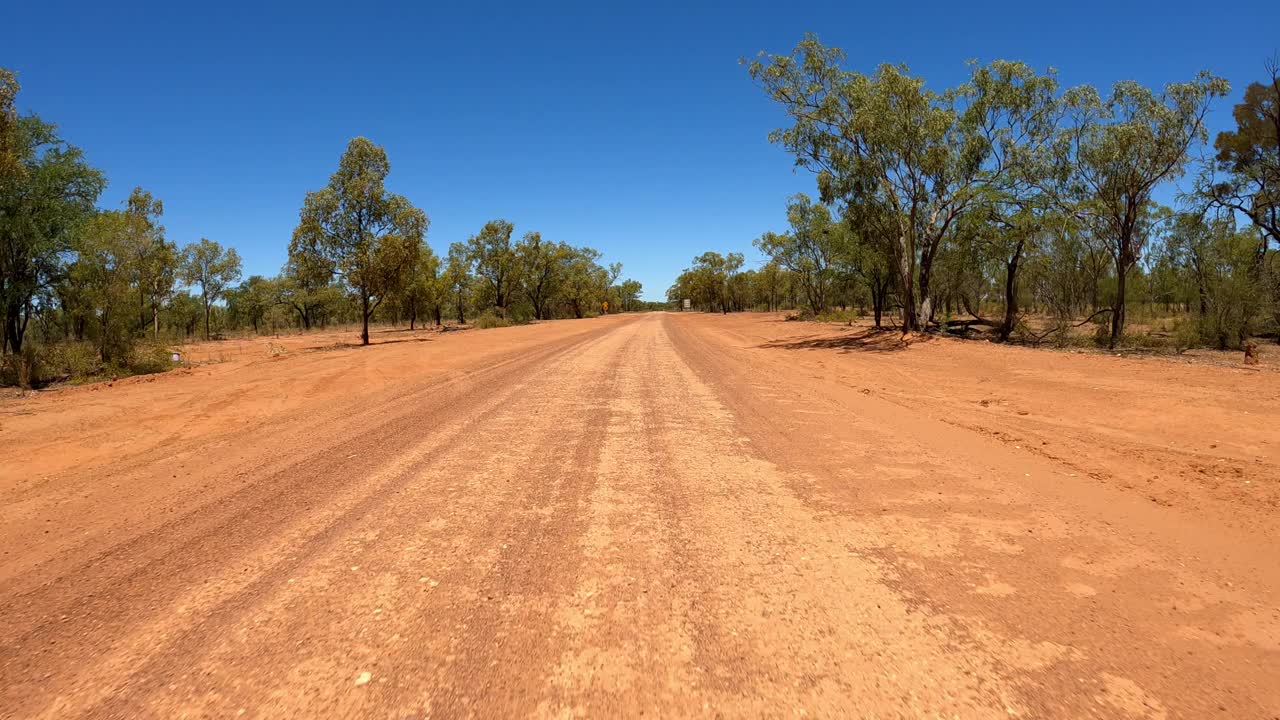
[1,313,1277,718]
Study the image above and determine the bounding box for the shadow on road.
[758,327,912,353]
[305,336,436,352]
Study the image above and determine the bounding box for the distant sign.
[682,298,691,310]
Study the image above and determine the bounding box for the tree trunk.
[99,308,111,365]
[361,292,371,346]
[894,237,919,332]
[1109,260,1128,349]
[203,291,211,341]
[872,277,887,328]
[998,242,1024,343]
[918,253,936,329]
[3,301,24,355]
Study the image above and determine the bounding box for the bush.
[474,311,513,329]
[0,339,176,388]
[813,308,860,324]
[1173,316,1199,354]
[128,342,176,376]
[40,341,102,382]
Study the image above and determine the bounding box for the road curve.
[1,313,1277,718]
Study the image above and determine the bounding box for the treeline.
[672,39,1279,351]
[1,70,639,387]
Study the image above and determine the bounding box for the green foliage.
[127,341,176,376]
[444,241,472,324]
[1164,212,1263,349]
[668,251,745,313]
[122,187,178,339]
[71,211,142,366]
[289,137,428,345]
[1058,72,1229,347]
[36,340,100,382]
[561,246,612,318]
[749,39,1062,330]
[1200,61,1279,250]
[516,230,571,320]
[754,193,845,314]
[468,220,517,316]
[227,275,275,333]
[0,72,105,358]
[181,237,241,340]
[473,311,513,329]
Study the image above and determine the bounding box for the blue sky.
[7,0,1278,300]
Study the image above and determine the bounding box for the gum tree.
[754,193,845,315]
[1202,59,1279,256]
[289,137,427,345]
[1058,72,1228,347]
[468,219,517,317]
[749,38,1059,331]
[516,230,570,320]
[0,68,104,355]
[121,187,177,338]
[181,238,242,340]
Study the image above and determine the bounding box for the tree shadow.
[374,336,436,346]
[304,336,435,352]
[758,327,914,354]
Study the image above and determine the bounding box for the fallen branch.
[1029,307,1113,343]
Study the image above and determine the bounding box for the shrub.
[40,341,102,382]
[128,342,176,376]
[474,311,513,329]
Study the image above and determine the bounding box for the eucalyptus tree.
[750,37,1066,331]
[1200,59,1279,256]
[70,212,139,365]
[398,240,440,329]
[1165,212,1261,348]
[121,187,177,338]
[562,246,609,318]
[181,238,242,340]
[1056,73,1228,347]
[289,137,428,345]
[962,60,1066,340]
[468,219,517,317]
[0,68,105,355]
[278,254,333,331]
[444,241,472,324]
[754,261,786,312]
[228,275,274,333]
[681,252,732,313]
[749,39,969,329]
[754,193,845,314]
[842,204,894,327]
[616,278,643,312]
[515,230,569,320]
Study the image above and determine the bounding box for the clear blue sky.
[8,0,1278,300]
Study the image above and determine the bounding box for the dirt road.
[2,313,1277,718]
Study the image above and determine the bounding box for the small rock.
[355,671,372,686]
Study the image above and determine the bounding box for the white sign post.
[682,298,691,311]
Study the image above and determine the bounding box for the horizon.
[8,0,1278,301]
